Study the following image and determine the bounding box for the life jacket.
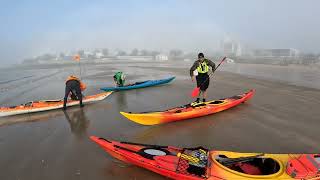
[66,76,86,91]
[114,72,125,86]
[80,82,86,91]
[286,154,320,179]
[114,72,125,81]
[197,60,209,74]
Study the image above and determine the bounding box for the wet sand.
[0,61,320,180]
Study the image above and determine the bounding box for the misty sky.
[1,0,320,65]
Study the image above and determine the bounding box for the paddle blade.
[191,87,200,97]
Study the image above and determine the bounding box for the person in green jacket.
[189,53,216,103]
[113,71,126,87]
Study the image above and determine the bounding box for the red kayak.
[91,136,320,180]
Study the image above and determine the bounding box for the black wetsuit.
[196,73,210,91]
[63,80,83,109]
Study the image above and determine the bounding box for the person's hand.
[191,76,195,82]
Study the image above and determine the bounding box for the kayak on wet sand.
[90,136,320,180]
[120,89,255,125]
[100,77,175,91]
[0,92,112,117]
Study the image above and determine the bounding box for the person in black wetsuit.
[189,53,216,103]
[63,75,86,110]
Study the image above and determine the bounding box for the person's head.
[198,53,205,61]
[67,75,77,80]
[66,75,80,82]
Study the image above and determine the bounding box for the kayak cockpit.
[24,102,33,106]
[208,100,225,104]
[124,81,148,87]
[214,154,281,176]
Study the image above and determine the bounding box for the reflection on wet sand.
[102,160,164,180]
[116,91,127,109]
[130,115,216,142]
[63,109,89,139]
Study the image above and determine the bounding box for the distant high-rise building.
[221,37,242,57]
[236,44,242,57]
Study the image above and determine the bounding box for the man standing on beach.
[63,75,86,110]
[190,53,216,103]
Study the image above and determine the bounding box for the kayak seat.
[239,158,279,175]
[219,156,280,175]
[230,164,245,173]
[260,158,280,175]
[239,162,262,175]
[226,159,262,175]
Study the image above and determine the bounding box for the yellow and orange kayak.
[91,136,320,180]
[120,89,255,125]
[0,92,112,117]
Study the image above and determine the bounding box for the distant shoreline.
[7,58,319,70]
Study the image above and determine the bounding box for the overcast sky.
[1,0,320,65]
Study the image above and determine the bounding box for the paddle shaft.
[79,60,82,80]
[221,153,264,166]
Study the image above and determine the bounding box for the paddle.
[191,56,227,97]
[71,54,86,99]
[220,153,264,166]
[73,54,82,79]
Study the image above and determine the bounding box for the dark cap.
[198,53,204,58]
